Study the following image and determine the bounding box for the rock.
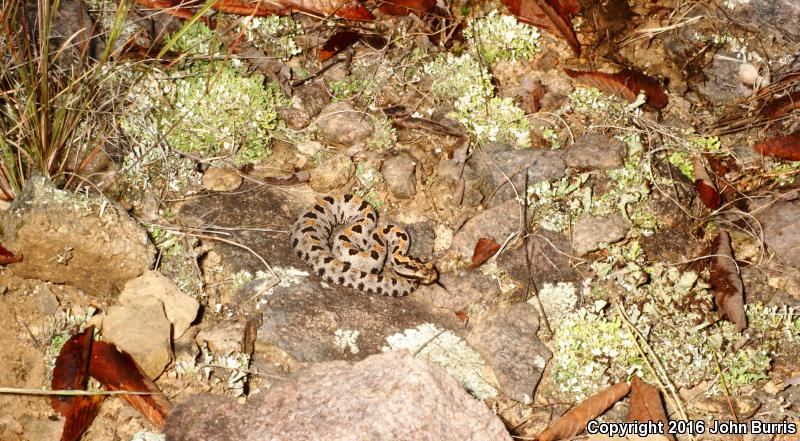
[381,154,416,199]
[257,279,462,363]
[120,271,200,338]
[2,175,155,296]
[278,81,330,129]
[436,159,483,207]
[197,319,247,355]
[316,101,373,147]
[295,140,323,157]
[102,295,172,379]
[571,213,629,256]
[730,0,800,42]
[19,414,64,441]
[757,199,800,269]
[201,167,242,192]
[450,199,522,259]
[467,303,551,403]
[468,143,565,207]
[564,133,626,170]
[497,230,582,286]
[417,270,501,312]
[164,351,512,441]
[310,154,354,192]
[35,286,59,315]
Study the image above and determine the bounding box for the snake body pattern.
[291,194,437,296]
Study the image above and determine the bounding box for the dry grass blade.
[535,382,631,441]
[709,231,746,332]
[628,377,675,441]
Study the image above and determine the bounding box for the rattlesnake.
[290,194,438,296]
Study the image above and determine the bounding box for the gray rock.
[164,351,512,441]
[450,199,522,259]
[197,319,247,355]
[257,279,462,362]
[381,154,416,199]
[467,303,551,403]
[468,143,565,207]
[35,286,59,315]
[201,167,242,192]
[120,271,200,339]
[316,101,373,147]
[497,230,582,287]
[102,295,172,379]
[416,269,501,312]
[757,199,800,269]
[564,133,626,170]
[571,213,629,256]
[310,154,354,192]
[2,175,155,296]
[293,80,330,118]
[731,0,800,43]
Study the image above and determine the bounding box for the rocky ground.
[1,0,799,440]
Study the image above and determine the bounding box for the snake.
[290,194,438,296]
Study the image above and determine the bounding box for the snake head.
[393,258,438,285]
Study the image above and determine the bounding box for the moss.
[424,53,531,148]
[463,11,540,63]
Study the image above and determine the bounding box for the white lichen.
[334,329,361,354]
[383,323,497,400]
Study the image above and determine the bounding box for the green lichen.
[522,173,589,233]
[238,16,303,60]
[367,115,397,151]
[463,11,540,63]
[354,163,385,209]
[424,53,531,148]
[667,131,723,180]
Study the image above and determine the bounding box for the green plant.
[0,0,131,200]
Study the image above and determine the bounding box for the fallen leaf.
[703,154,739,206]
[320,30,361,62]
[709,231,746,332]
[536,382,631,441]
[502,0,581,56]
[753,132,800,161]
[262,170,310,186]
[628,377,675,441]
[377,0,439,16]
[0,243,22,265]
[51,327,103,441]
[455,310,468,322]
[469,237,501,269]
[758,91,800,119]
[88,341,172,429]
[693,157,721,210]
[564,68,669,109]
[515,77,546,114]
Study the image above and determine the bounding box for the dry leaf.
[536,382,631,441]
[0,243,22,265]
[88,341,173,429]
[628,377,674,441]
[693,157,721,210]
[564,68,669,109]
[753,132,800,161]
[469,237,501,269]
[709,231,746,332]
[758,91,800,119]
[703,154,739,207]
[262,170,310,186]
[51,327,103,441]
[320,30,361,62]
[515,78,546,114]
[377,0,439,16]
[501,0,581,56]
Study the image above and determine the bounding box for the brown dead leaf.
[262,170,310,186]
[51,327,104,441]
[469,237,501,269]
[501,0,581,56]
[564,68,669,109]
[88,341,172,429]
[693,157,721,210]
[709,231,746,332]
[703,154,739,207]
[753,132,800,161]
[758,91,800,119]
[0,243,22,265]
[377,0,439,16]
[628,377,674,441]
[536,382,631,441]
[320,30,361,62]
[515,78,546,114]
